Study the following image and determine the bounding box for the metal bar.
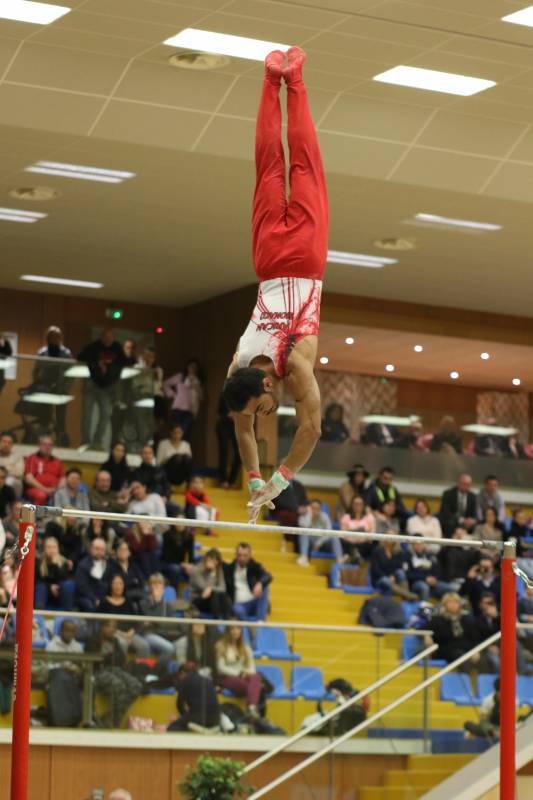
[247,632,501,800]
[37,505,500,550]
[243,644,438,774]
[500,540,517,800]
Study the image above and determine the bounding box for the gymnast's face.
[244,376,280,417]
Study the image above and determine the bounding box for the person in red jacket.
[24,434,65,506]
[185,476,219,524]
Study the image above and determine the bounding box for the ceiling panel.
[194,115,255,158]
[391,148,494,193]
[0,37,20,74]
[322,94,434,143]
[30,26,152,59]
[224,0,345,30]
[338,15,451,47]
[368,1,495,32]
[81,0,216,26]
[417,110,527,158]
[0,84,103,135]
[307,30,426,63]
[92,101,210,150]
[483,162,533,203]
[219,77,336,122]
[319,132,407,179]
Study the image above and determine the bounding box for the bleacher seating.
[256,665,295,699]
[253,627,301,661]
[440,674,480,706]
[290,666,331,700]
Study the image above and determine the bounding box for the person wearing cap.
[338,464,369,519]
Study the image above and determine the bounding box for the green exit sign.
[106,308,123,320]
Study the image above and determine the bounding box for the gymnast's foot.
[265,50,284,84]
[283,46,306,84]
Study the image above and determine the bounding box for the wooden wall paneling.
[0,744,51,800]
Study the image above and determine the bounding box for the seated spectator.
[438,527,478,592]
[2,500,21,553]
[223,542,272,620]
[473,507,504,546]
[0,563,17,606]
[156,425,192,486]
[34,536,73,610]
[44,513,85,570]
[127,480,166,527]
[189,548,233,619]
[321,403,349,443]
[477,475,505,523]
[161,524,195,587]
[215,624,262,716]
[430,416,462,454]
[109,540,145,609]
[407,499,442,553]
[439,474,477,537]
[100,442,131,492]
[367,467,407,530]
[0,432,24,496]
[337,464,369,519]
[360,422,399,447]
[175,623,218,678]
[168,662,220,732]
[514,509,533,580]
[89,470,128,516]
[462,556,500,614]
[0,467,16,519]
[54,467,90,514]
[406,538,452,601]
[74,537,113,612]
[124,521,158,579]
[339,495,376,562]
[424,593,489,669]
[185,476,219,526]
[272,477,309,531]
[396,420,423,450]
[139,573,179,656]
[370,541,416,600]
[518,585,533,657]
[24,434,65,506]
[87,517,118,553]
[45,619,83,728]
[297,500,342,567]
[375,499,400,536]
[131,444,172,499]
[99,574,149,657]
[464,678,501,739]
[86,619,143,728]
[464,592,502,673]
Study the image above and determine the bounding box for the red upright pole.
[10,505,37,800]
[500,540,517,800]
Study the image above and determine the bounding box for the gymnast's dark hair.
[223,367,266,412]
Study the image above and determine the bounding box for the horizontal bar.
[243,643,438,775]
[36,505,502,550]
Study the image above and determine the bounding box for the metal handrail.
[243,643,438,775]
[247,632,501,799]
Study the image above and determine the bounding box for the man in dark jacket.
[438,474,477,536]
[223,543,272,621]
[74,538,113,611]
[366,467,407,530]
[168,662,220,731]
[78,328,126,449]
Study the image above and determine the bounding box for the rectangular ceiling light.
[361,415,420,426]
[25,161,135,184]
[0,207,46,223]
[462,424,518,436]
[20,274,103,289]
[414,213,502,231]
[163,28,291,62]
[373,65,495,96]
[0,1,71,24]
[502,7,533,27]
[327,250,398,268]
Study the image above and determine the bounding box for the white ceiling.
[2,1,533,312]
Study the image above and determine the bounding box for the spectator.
[74,538,113,611]
[224,543,272,620]
[163,358,204,439]
[338,464,369,517]
[518,586,533,656]
[110,339,138,445]
[462,557,500,614]
[135,346,165,444]
[89,470,128,515]
[0,563,17,606]
[464,592,502,673]
[131,444,171,499]
[438,527,478,592]
[109,540,145,609]
[54,467,90,516]
[216,393,241,489]
[98,574,149,657]
[109,791,132,800]
[407,499,442,553]
[321,403,349,443]
[370,541,416,600]
[339,495,376,562]
[424,593,488,668]
[127,480,166,523]
[175,623,218,678]
[156,425,192,486]
[2,500,21,553]
[86,619,143,728]
[0,333,13,395]
[366,467,407,529]
[44,513,85,570]
[0,520,5,562]
[0,467,16,519]
[215,624,262,716]
[464,678,501,739]
[189,548,233,619]
[477,475,505,523]
[430,416,462,454]
[0,432,24,496]
[33,326,73,444]
[375,498,400,536]
[360,421,399,447]
[514,509,533,580]
[124,520,158,578]
[474,426,508,458]
[139,573,179,656]
[34,536,73,610]
[185,476,218,525]
[168,662,220,732]
[78,328,127,449]
[24,434,65,507]
[439,474,478,537]
[505,435,526,460]
[101,442,131,492]
[45,619,83,728]
[473,507,504,546]
[297,500,342,567]
[161,524,195,586]
[396,420,423,450]
[406,538,452,601]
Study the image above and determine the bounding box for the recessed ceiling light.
[413,213,501,232]
[0,1,70,25]
[512,378,521,386]
[414,345,423,353]
[319,356,329,365]
[163,28,290,61]
[373,65,495,96]
[385,364,395,373]
[0,207,46,223]
[345,337,354,345]
[25,161,135,184]
[327,250,398,268]
[503,7,533,27]
[450,371,459,380]
[480,352,490,360]
[20,275,103,289]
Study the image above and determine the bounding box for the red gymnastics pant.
[252,75,329,282]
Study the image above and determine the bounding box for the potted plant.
[179,755,253,800]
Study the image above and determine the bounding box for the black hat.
[347,464,369,479]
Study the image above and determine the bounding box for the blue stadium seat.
[477,673,497,701]
[329,563,374,595]
[291,666,331,700]
[256,665,295,699]
[440,673,480,706]
[517,676,533,706]
[163,585,177,603]
[401,635,421,660]
[254,627,300,661]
